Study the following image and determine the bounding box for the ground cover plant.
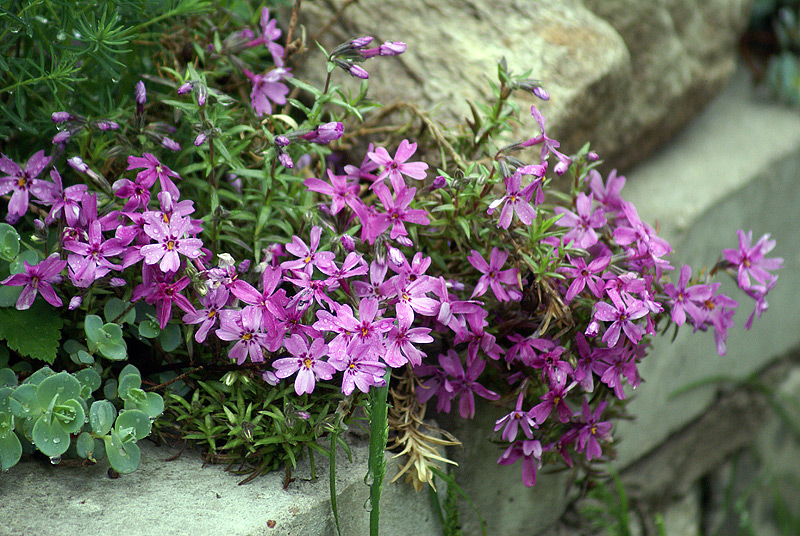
[0,1,784,533]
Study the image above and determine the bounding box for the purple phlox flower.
[505,334,554,365]
[573,333,599,392]
[0,150,55,223]
[385,313,433,367]
[723,229,783,290]
[1,253,67,310]
[63,220,124,287]
[494,391,537,442]
[272,333,336,395]
[387,250,432,285]
[215,307,270,365]
[300,122,344,144]
[313,304,357,362]
[43,168,88,226]
[338,297,393,351]
[693,283,739,356]
[245,8,285,66]
[554,193,607,249]
[497,439,543,487]
[52,111,72,123]
[286,270,336,310]
[437,350,500,419]
[576,398,612,462]
[374,183,430,240]
[522,106,571,174]
[414,362,455,413]
[393,276,439,326]
[367,139,428,191]
[113,176,152,212]
[663,264,712,327]
[468,247,521,302]
[592,342,639,399]
[304,170,362,215]
[140,214,204,273]
[558,254,610,303]
[432,276,482,333]
[352,260,394,302]
[588,169,626,217]
[244,67,292,117]
[281,225,335,275]
[613,202,672,270]
[529,344,573,385]
[317,251,368,292]
[743,277,777,330]
[150,191,201,233]
[332,341,386,395]
[127,153,182,199]
[549,428,579,468]
[487,170,537,229]
[593,288,648,347]
[456,309,505,363]
[530,375,576,425]
[344,143,380,183]
[183,287,230,343]
[137,272,195,330]
[230,265,282,336]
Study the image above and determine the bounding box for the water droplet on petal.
[52,437,61,444]
[50,456,61,465]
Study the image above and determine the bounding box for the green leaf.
[54,399,86,435]
[0,300,64,363]
[138,319,160,338]
[104,298,135,324]
[104,430,141,474]
[90,400,117,436]
[0,368,17,388]
[9,384,41,419]
[74,368,101,397]
[0,429,22,470]
[75,431,99,461]
[115,409,151,440]
[0,223,20,262]
[32,414,70,458]
[36,372,81,408]
[124,390,164,419]
[158,323,181,352]
[118,371,142,400]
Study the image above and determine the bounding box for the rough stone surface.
[0,437,439,536]
[294,0,751,170]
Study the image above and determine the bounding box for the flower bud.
[162,137,181,151]
[237,259,251,273]
[587,151,599,162]
[379,41,406,56]
[177,82,194,95]
[68,296,83,310]
[533,87,549,101]
[275,135,291,147]
[278,153,294,168]
[52,131,71,144]
[348,64,369,79]
[340,234,356,253]
[67,156,89,173]
[95,121,119,131]
[300,122,344,144]
[109,277,126,287]
[388,246,404,267]
[350,36,374,49]
[395,236,413,248]
[194,131,208,146]
[135,80,147,106]
[197,83,208,106]
[52,111,72,123]
[429,175,447,190]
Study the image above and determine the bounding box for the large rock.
[294,0,752,170]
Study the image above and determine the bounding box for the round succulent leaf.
[74,368,101,396]
[0,223,21,262]
[62,339,86,355]
[115,409,151,440]
[89,400,117,436]
[0,387,11,411]
[103,379,118,400]
[75,431,98,460]
[24,366,55,386]
[117,371,142,399]
[8,249,39,274]
[0,429,22,470]
[104,298,136,325]
[54,399,86,435]
[98,339,127,361]
[104,431,141,474]
[138,319,160,339]
[0,369,16,388]
[83,314,105,343]
[158,323,181,352]
[124,390,164,418]
[36,372,81,408]
[31,415,70,458]
[77,350,95,365]
[0,285,23,308]
[0,408,13,435]
[9,384,41,419]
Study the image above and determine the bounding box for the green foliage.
[0,300,64,364]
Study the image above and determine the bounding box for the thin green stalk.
[329,427,342,536]
[367,371,391,536]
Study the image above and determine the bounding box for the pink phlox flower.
[663,264,712,326]
[331,341,386,395]
[613,202,672,277]
[286,271,336,310]
[140,214,204,273]
[554,193,607,249]
[126,153,181,199]
[182,287,229,343]
[392,277,438,326]
[352,260,394,302]
[592,342,639,399]
[437,349,500,419]
[549,428,579,468]
[692,283,738,356]
[134,271,195,330]
[723,229,783,290]
[344,143,380,183]
[367,139,428,191]
[523,106,571,174]
[272,333,335,395]
[317,251,368,294]
[588,169,626,218]
[244,67,292,117]
[313,304,357,362]
[300,122,344,144]
[281,225,335,275]
[0,252,66,310]
[431,276,482,334]
[558,254,610,303]
[456,309,504,363]
[468,247,521,302]
[63,220,124,287]
[387,250,432,285]
[374,183,430,240]
[576,398,612,461]
[413,362,456,414]
[505,334,554,365]
[385,313,432,367]
[573,333,598,392]
[215,307,270,365]
[43,169,87,226]
[494,391,537,442]
[487,170,537,229]
[336,297,393,350]
[593,288,648,347]
[0,150,55,223]
[530,375,576,424]
[304,170,362,215]
[528,343,573,385]
[497,439,543,487]
[112,177,151,212]
[230,265,282,336]
[743,277,777,330]
[245,8,285,66]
